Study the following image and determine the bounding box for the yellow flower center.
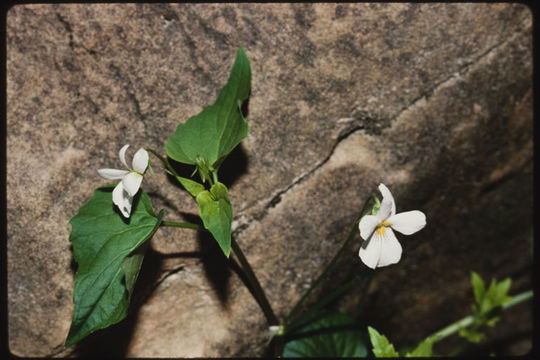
[376,220,392,236]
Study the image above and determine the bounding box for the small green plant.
[366,272,531,357]
[66,47,253,346]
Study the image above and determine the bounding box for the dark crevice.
[139,263,185,304]
[128,92,146,122]
[55,12,74,50]
[250,124,366,224]
[233,26,530,239]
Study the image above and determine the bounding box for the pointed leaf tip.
[166,48,251,168]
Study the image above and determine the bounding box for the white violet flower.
[358,183,426,269]
[97,144,149,218]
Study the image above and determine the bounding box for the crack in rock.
[55,12,74,49]
[145,264,186,298]
[232,24,531,239]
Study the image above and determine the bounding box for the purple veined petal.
[358,232,382,269]
[132,148,149,173]
[121,172,143,196]
[119,144,130,169]
[112,182,133,218]
[97,168,129,180]
[376,183,396,221]
[358,214,380,241]
[388,210,426,235]
[376,227,402,267]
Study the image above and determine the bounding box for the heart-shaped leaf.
[65,186,163,347]
[165,47,251,169]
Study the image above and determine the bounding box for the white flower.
[97,144,149,218]
[358,183,426,269]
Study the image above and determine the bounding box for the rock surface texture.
[7,3,532,357]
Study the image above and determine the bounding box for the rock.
[7,3,532,357]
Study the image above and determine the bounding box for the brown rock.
[7,3,532,357]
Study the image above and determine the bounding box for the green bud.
[370,195,381,215]
[196,155,211,183]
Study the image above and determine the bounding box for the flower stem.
[206,171,215,186]
[146,148,180,178]
[430,289,533,342]
[231,238,279,325]
[161,221,204,231]
[284,196,373,325]
[502,289,533,310]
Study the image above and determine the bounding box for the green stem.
[206,171,215,186]
[432,315,474,341]
[161,221,204,231]
[147,147,209,192]
[146,148,181,179]
[284,196,373,325]
[502,289,533,310]
[430,289,533,342]
[231,238,279,325]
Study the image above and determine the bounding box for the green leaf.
[485,316,501,327]
[370,195,381,215]
[165,46,251,169]
[196,182,233,257]
[459,327,485,343]
[367,326,399,357]
[283,312,368,358]
[65,186,163,347]
[470,272,512,316]
[471,271,486,306]
[175,175,205,197]
[460,272,514,344]
[406,336,436,357]
[122,241,150,299]
[486,278,512,309]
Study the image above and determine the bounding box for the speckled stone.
[7,3,532,357]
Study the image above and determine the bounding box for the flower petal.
[358,215,380,240]
[376,227,402,267]
[121,172,143,196]
[132,148,149,173]
[376,183,396,221]
[359,233,382,269]
[119,144,130,169]
[97,168,129,180]
[112,182,132,218]
[388,210,426,235]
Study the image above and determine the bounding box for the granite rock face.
[7,3,532,357]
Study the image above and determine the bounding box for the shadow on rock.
[197,229,232,308]
[218,143,249,188]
